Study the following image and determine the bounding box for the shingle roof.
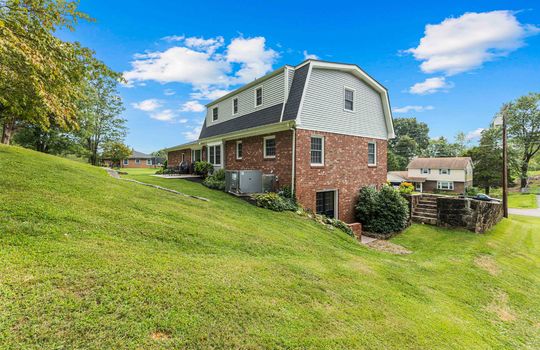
[282,63,309,121]
[129,150,153,159]
[407,157,472,170]
[198,103,284,139]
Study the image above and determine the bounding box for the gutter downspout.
[290,124,296,196]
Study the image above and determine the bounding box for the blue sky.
[60,0,540,153]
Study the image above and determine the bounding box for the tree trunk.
[484,186,490,195]
[520,161,529,189]
[1,119,15,145]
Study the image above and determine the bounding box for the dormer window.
[255,87,263,107]
[344,88,354,111]
[212,107,218,121]
[232,98,238,115]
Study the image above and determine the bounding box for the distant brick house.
[166,60,395,223]
[388,157,474,193]
[103,150,163,169]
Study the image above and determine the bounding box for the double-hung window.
[146,159,152,166]
[437,181,454,190]
[439,168,450,175]
[344,88,354,111]
[208,145,221,166]
[255,87,263,107]
[263,136,276,159]
[135,159,141,164]
[232,98,238,115]
[236,141,243,160]
[310,136,324,165]
[123,159,128,165]
[421,168,430,174]
[212,107,219,121]
[368,142,377,166]
[191,149,202,162]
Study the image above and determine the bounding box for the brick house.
[103,150,163,168]
[166,60,395,223]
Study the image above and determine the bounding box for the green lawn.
[1,145,539,349]
[508,192,539,209]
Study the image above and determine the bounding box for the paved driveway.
[509,195,540,217]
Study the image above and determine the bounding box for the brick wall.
[294,129,388,223]
[225,130,293,189]
[120,159,156,168]
[168,149,191,167]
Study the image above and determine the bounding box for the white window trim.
[236,140,243,160]
[123,159,129,165]
[263,135,276,159]
[421,168,431,174]
[146,159,152,165]
[232,98,238,116]
[437,181,454,190]
[343,86,355,112]
[212,107,219,121]
[254,86,263,108]
[207,143,223,166]
[310,135,324,166]
[368,142,377,166]
[191,149,202,162]
[439,168,450,175]
[316,189,339,219]
[135,159,141,164]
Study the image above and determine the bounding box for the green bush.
[465,186,479,196]
[194,161,214,178]
[203,169,226,190]
[155,168,164,175]
[279,185,295,199]
[254,192,297,212]
[355,185,409,234]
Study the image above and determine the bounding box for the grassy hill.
[1,144,539,349]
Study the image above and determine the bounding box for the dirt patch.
[487,291,516,322]
[474,255,500,276]
[366,240,412,255]
[151,331,171,340]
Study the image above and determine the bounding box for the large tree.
[425,137,459,157]
[390,118,430,151]
[465,128,502,195]
[13,121,81,155]
[0,0,96,144]
[102,141,132,167]
[77,71,126,165]
[503,93,540,189]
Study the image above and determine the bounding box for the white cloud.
[190,87,230,100]
[303,50,319,60]
[184,36,224,54]
[226,37,278,84]
[393,105,435,113]
[150,109,176,121]
[177,118,188,124]
[181,100,205,112]
[407,11,540,75]
[132,99,162,112]
[182,125,202,141]
[124,46,230,86]
[409,77,453,95]
[162,35,185,42]
[466,127,485,141]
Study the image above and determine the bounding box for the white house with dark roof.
[166,59,395,222]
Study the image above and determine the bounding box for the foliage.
[399,182,414,194]
[425,136,459,157]
[387,150,407,171]
[194,161,214,178]
[503,93,540,188]
[13,121,81,155]
[254,192,297,212]
[465,186,479,196]
[278,185,295,199]
[1,146,540,349]
[390,117,430,150]
[355,185,409,234]
[203,169,226,190]
[0,0,118,145]
[102,142,131,165]
[151,149,167,158]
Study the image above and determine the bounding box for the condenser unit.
[225,170,262,194]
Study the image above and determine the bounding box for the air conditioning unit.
[225,170,262,194]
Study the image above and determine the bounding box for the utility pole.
[502,109,508,218]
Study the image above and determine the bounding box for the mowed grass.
[1,145,539,349]
[508,192,539,209]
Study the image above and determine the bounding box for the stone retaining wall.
[437,197,503,233]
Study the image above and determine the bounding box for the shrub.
[465,186,479,196]
[355,185,409,234]
[203,169,226,190]
[194,161,213,178]
[155,168,164,175]
[279,185,295,199]
[254,192,297,212]
[399,182,414,194]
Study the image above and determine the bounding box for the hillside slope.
[0,145,539,349]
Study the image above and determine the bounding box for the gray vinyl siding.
[298,68,388,139]
[205,71,285,126]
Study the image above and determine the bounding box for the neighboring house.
[388,157,473,193]
[103,150,162,168]
[166,59,395,223]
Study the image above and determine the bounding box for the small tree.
[355,185,409,234]
[102,142,131,167]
